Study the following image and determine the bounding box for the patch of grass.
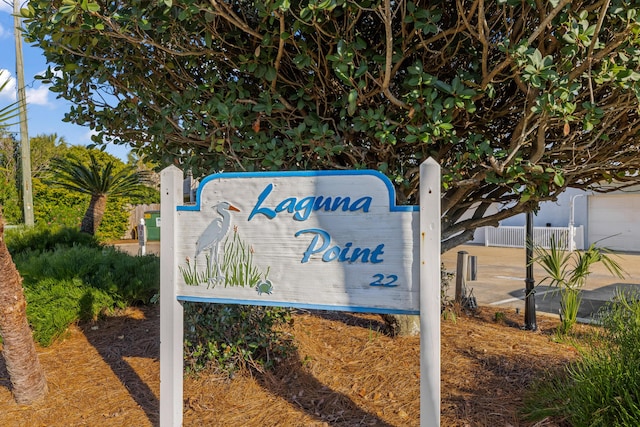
[523,291,640,426]
[8,229,159,347]
[219,229,267,288]
[5,224,100,256]
[15,245,159,306]
[25,278,115,346]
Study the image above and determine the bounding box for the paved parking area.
[442,245,640,321]
[113,240,160,256]
[115,240,640,322]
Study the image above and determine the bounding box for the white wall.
[499,188,588,228]
[467,188,588,245]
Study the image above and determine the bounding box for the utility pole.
[13,0,34,226]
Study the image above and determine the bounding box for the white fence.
[484,225,584,250]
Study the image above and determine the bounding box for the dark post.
[524,211,537,330]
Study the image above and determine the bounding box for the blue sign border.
[177,296,419,315]
[177,169,418,213]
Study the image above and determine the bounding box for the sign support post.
[160,159,441,426]
[419,158,441,427]
[160,166,184,426]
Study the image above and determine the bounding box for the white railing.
[485,225,584,250]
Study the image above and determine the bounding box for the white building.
[470,185,640,253]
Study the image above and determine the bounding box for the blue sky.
[0,2,130,161]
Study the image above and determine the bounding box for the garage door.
[588,194,640,252]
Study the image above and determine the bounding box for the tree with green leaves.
[0,131,21,224]
[30,133,68,177]
[0,132,70,225]
[45,152,151,235]
[21,1,640,251]
[0,76,22,224]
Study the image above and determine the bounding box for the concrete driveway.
[114,240,640,322]
[442,245,640,322]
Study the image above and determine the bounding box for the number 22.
[369,274,399,287]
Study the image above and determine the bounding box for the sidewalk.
[443,244,640,321]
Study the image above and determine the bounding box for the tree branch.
[209,0,264,40]
[271,12,286,92]
[379,0,410,110]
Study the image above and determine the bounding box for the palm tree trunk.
[81,194,107,235]
[0,210,48,404]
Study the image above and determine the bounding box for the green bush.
[6,223,101,255]
[524,291,640,426]
[9,228,159,346]
[0,174,22,224]
[10,226,293,377]
[33,178,87,229]
[33,177,140,242]
[15,245,159,306]
[94,198,132,242]
[183,303,295,375]
[25,278,115,346]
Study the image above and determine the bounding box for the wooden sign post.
[160,158,441,426]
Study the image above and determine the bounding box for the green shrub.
[6,223,100,255]
[14,245,159,306]
[25,278,115,346]
[0,174,22,224]
[524,291,640,426]
[33,178,87,229]
[183,303,295,375]
[94,197,131,242]
[533,236,624,334]
[9,228,160,346]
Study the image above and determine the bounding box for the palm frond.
[532,235,571,288]
[44,152,150,199]
[0,78,20,129]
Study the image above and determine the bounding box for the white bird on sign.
[195,201,240,282]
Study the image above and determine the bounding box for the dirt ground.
[0,305,583,426]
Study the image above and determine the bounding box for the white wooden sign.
[160,159,441,426]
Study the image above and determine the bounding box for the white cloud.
[85,129,98,143]
[0,68,17,102]
[25,84,50,106]
[1,69,52,106]
[0,22,11,39]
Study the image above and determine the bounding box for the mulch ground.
[0,305,584,426]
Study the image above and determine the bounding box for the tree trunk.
[0,210,48,404]
[80,194,107,235]
[381,314,420,336]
